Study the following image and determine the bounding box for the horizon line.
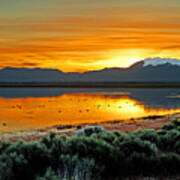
[0,57,180,73]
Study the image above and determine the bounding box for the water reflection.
[0,92,180,133]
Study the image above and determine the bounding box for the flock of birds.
[1,97,132,127]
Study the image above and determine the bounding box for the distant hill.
[0,58,180,83]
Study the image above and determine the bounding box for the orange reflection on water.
[0,93,180,133]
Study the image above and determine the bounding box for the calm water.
[0,87,180,133]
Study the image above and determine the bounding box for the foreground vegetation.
[1,119,180,179]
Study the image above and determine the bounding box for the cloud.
[21,62,40,66]
[161,45,180,50]
[0,2,180,72]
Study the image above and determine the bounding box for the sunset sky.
[0,0,180,72]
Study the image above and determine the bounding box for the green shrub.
[158,153,180,176]
[133,129,159,145]
[36,167,60,180]
[118,138,157,157]
[158,130,180,151]
[0,120,180,179]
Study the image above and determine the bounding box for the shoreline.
[1,113,180,142]
[1,83,180,88]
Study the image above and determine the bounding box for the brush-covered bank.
[1,119,180,179]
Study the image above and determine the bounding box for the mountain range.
[0,58,180,83]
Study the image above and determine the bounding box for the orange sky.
[0,0,180,72]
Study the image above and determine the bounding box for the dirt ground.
[1,113,180,143]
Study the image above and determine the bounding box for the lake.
[0,87,180,134]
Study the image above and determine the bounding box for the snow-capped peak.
[143,57,180,67]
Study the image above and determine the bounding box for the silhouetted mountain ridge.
[0,58,180,83]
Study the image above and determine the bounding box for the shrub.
[74,126,104,137]
[36,167,60,180]
[158,153,180,176]
[1,120,180,179]
[133,129,159,145]
[158,130,180,151]
[118,138,157,157]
